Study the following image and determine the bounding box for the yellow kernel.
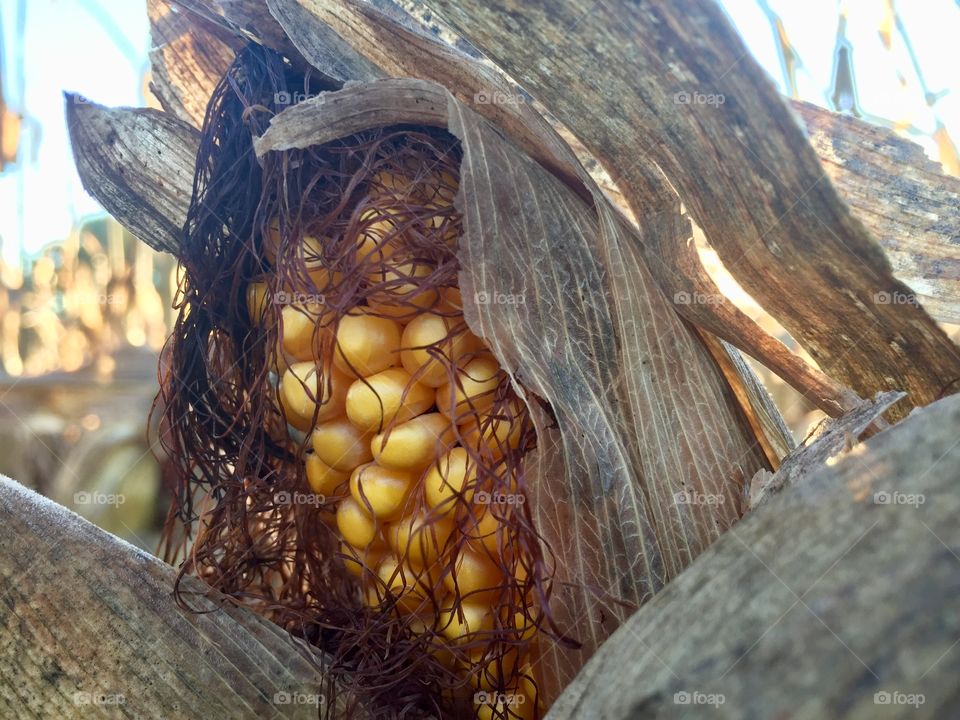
[278,390,315,433]
[246,282,269,324]
[400,313,480,387]
[280,362,350,423]
[458,405,524,462]
[374,556,435,612]
[471,647,523,690]
[513,613,537,644]
[366,261,442,320]
[444,547,503,603]
[437,287,464,313]
[304,452,350,496]
[305,265,341,295]
[312,417,374,472]
[280,303,327,360]
[345,368,434,433]
[424,447,477,513]
[465,507,502,555]
[355,207,404,264]
[371,413,455,471]
[336,496,378,548]
[387,511,454,566]
[436,355,502,422]
[333,314,402,376]
[349,462,415,519]
[438,601,494,644]
[371,170,416,197]
[339,542,385,578]
[263,220,328,267]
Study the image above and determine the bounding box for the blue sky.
[0,0,957,265]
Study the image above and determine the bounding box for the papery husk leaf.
[265,0,590,198]
[66,95,199,255]
[265,0,796,462]
[700,334,796,466]
[549,392,960,720]
[264,0,383,83]
[425,0,960,420]
[792,99,960,324]
[0,476,365,719]
[287,0,855,422]
[171,0,317,73]
[256,77,771,702]
[749,389,906,508]
[148,0,237,128]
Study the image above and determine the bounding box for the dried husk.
[148,0,238,127]
[423,0,960,421]
[65,95,199,255]
[59,3,960,717]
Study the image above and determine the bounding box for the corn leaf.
[148,0,237,128]
[425,0,960,420]
[0,476,364,718]
[550,393,960,719]
[66,95,199,255]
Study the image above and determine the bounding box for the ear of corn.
[257,139,542,719]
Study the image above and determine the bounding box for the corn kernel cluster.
[248,166,539,719]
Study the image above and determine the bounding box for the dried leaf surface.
[148,0,237,128]
[426,0,960,420]
[264,0,383,83]
[0,476,365,718]
[66,96,199,254]
[792,99,960,324]
[749,390,906,508]
[549,393,960,719]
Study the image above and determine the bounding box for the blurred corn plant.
[0,218,178,549]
